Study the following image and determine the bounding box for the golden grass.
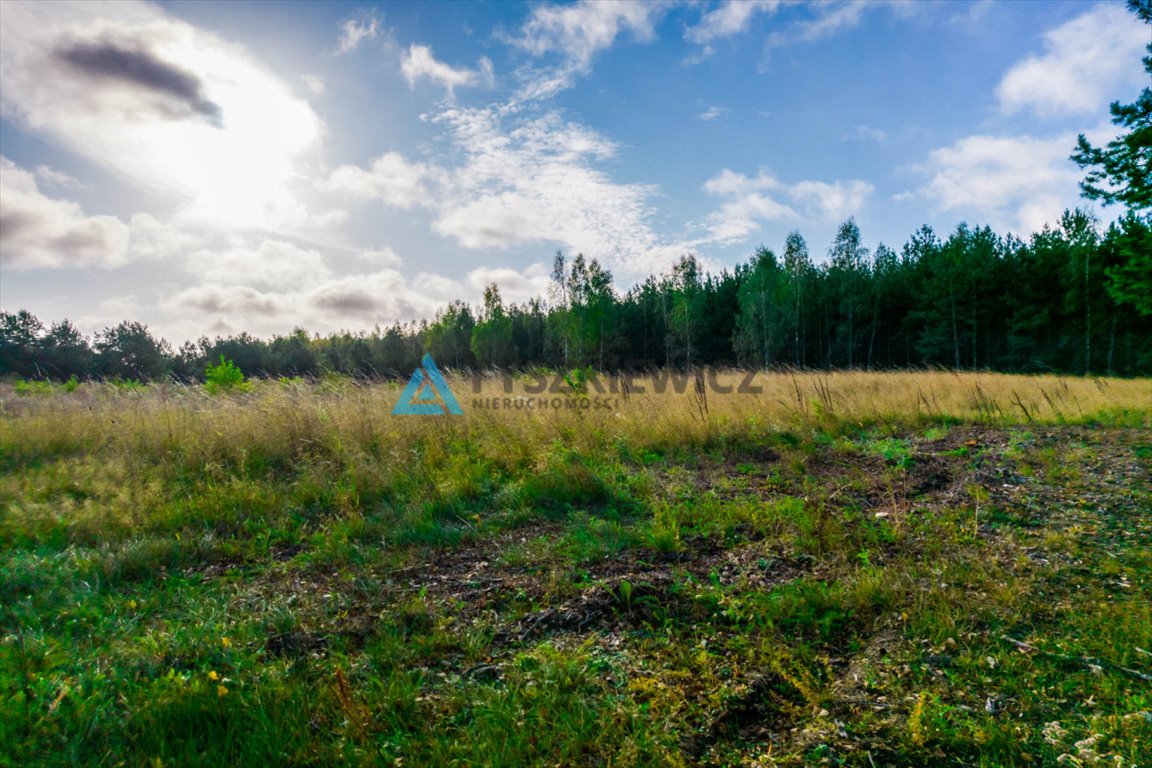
[1,371,1147,476]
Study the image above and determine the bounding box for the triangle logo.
[392,353,464,415]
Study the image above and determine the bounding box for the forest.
[2,209,1150,381]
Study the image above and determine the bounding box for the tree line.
[2,210,1150,382]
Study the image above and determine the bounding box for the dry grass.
[2,371,1147,468]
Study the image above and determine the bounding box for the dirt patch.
[265,629,329,659]
[682,667,813,760]
[906,453,954,496]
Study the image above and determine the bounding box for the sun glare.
[0,2,324,231]
[128,35,322,227]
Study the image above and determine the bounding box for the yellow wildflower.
[217,685,228,697]
[207,670,219,681]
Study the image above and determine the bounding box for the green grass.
[1,377,1150,766]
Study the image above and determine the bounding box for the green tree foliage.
[40,320,95,380]
[426,301,476,369]
[733,247,784,368]
[270,329,319,376]
[618,276,668,366]
[866,243,899,370]
[1071,0,1151,212]
[665,254,705,369]
[906,224,1002,370]
[94,321,170,380]
[581,258,616,370]
[549,252,616,368]
[510,297,548,365]
[471,284,516,368]
[1102,214,1152,317]
[782,231,812,367]
[1070,0,1151,316]
[827,219,869,367]
[0,310,44,377]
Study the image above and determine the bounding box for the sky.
[0,0,1147,344]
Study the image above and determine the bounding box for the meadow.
[1,370,1150,767]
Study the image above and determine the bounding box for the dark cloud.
[0,194,129,269]
[50,222,123,255]
[0,210,37,241]
[178,286,280,316]
[54,39,222,125]
[311,287,381,315]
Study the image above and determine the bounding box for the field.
[2,370,1150,767]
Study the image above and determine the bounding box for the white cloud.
[917,131,1089,233]
[841,124,887,142]
[320,151,446,209]
[126,212,204,259]
[950,0,994,27]
[466,263,552,305]
[705,194,798,243]
[434,193,537,249]
[997,4,1147,119]
[701,167,873,243]
[33,165,84,189]
[0,1,324,231]
[509,0,668,97]
[411,271,467,300]
[789,180,874,219]
[701,170,794,243]
[686,0,780,45]
[356,247,402,267]
[768,0,870,48]
[703,168,780,197]
[401,44,493,99]
[301,74,325,95]
[165,264,467,339]
[308,268,460,321]
[514,0,664,68]
[248,195,349,241]
[335,14,379,55]
[322,106,688,276]
[697,105,728,121]
[193,239,333,291]
[433,108,669,271]
[0,156,130,269]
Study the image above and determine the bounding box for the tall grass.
[3,370,1147,470]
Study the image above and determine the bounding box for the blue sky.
[0,0,1146,342]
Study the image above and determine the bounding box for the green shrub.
[108,377,145,391]
[13,379,53,396]
[204,355,250,394]
[563,365,595,393]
